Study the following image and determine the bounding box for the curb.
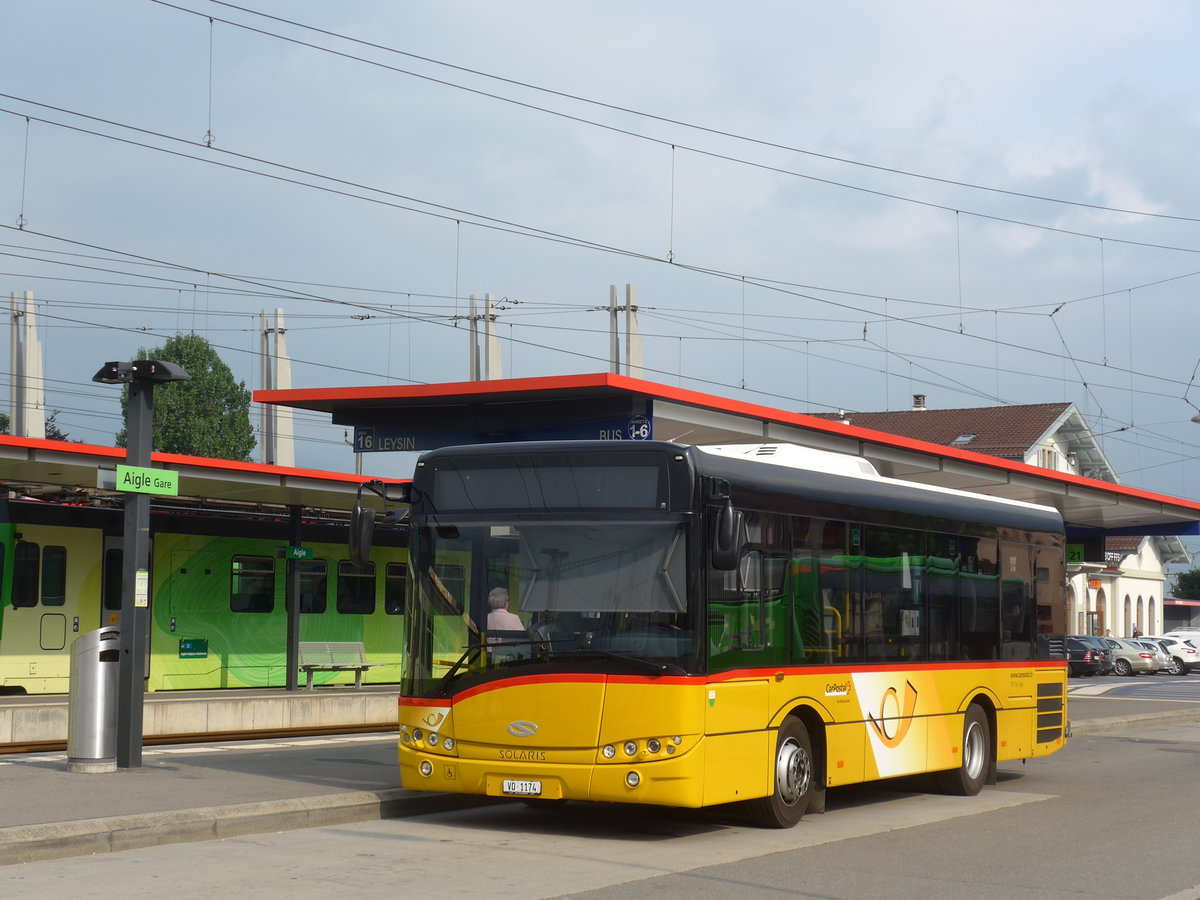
[1069,709,1200,736]
[0,788,493,866]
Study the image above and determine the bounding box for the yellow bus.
[388,440,1067,827]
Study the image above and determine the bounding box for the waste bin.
[66,626,120,774]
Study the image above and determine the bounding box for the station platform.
[1,688,1198,867]
[0,685,399,747]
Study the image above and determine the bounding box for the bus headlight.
[647,739,661,754]
[602,744,616,759]
[623,741,638,757]
[625,771,641,788]
[413,728,424,743]
[429,733,440,747]
[443,737,455,751]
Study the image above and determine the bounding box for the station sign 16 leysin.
[354,414,653,452]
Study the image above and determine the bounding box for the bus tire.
[935,704,990,796]
[745,716,814,828]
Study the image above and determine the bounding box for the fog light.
[647,739,661,753]
[602,744,616,759]
[419,760,433,776]
[443,737,455,751]
[623,741,638,757]
[625,771,640,788]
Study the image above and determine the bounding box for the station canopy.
[0,434,404,511]
[256,373,1200,538]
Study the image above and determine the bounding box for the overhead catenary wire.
[166,0,1200,226]
[2,6,1197,493]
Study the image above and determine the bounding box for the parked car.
[1069,635,1114,674]
[1103,637,1156,676]
[1065,637,1104,677]
[1133,638,1173,674]
[1141,636,1199,675]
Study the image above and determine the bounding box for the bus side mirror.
[349,502,376,566]
[712,501,743,570]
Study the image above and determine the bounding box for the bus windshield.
[403,517,694,697]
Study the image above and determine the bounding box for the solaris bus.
[382,440,1067,827]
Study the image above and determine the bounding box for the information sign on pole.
[117,464,179,496]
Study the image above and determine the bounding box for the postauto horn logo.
[866,680,918,749]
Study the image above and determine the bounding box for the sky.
[3,0,1200,525]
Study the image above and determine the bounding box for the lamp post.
[93,359,190,768]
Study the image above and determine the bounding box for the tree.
[116,333,255,461]
[45,410,77,442]
[1172,568,1200,601]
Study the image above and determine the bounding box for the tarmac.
[2,688,1198,867]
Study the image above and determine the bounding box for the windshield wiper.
[433,644,484,696]
[543,647,682,676]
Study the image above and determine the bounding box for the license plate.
[502,779,542,796]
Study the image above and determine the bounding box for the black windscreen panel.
[430,453,666,511]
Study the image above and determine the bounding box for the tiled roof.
[810,402,1073,459]
[1105,535,1144,554]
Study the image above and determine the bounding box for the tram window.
[103,548,123,611]
[230,556,275,613]
[337,561,376,615]
[385,563,407,615]
[41,546,67,606]
[286,559,327,614]
[13,541,39,608]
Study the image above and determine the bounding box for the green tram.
[0,497,408,694]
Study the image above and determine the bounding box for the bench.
[297,641,381,689]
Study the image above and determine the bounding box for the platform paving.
[1,687,1197,866]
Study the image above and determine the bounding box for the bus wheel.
[935,704,990,796]
[746,717,813,828]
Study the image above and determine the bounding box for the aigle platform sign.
[116,464,179,496]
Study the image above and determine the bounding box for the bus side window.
[231,555,275,613]
[13,541,39,608]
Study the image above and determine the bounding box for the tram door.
[101,536,151,680]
